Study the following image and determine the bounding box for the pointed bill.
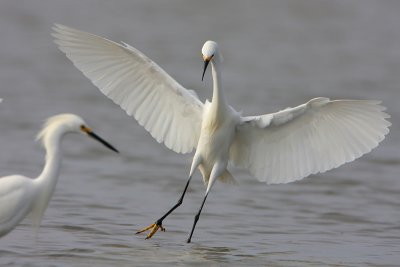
[81,125,119,153]
[202,59,210,81]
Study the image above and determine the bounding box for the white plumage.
[53,24,203,154]
[53,24,390,242]
[232,98,390,184]
[0,114,117,238]
[0,175,36,237]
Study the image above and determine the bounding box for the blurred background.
[0,1,399,266]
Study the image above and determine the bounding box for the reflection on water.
[0,0,399,266]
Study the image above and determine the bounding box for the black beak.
[202,59,210,81]
[87,131,119,153]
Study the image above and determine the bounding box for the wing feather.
[53,24,203,153]
[230,97,390,184]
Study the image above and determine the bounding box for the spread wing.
[230,97,391,184]
[53,24,203,153]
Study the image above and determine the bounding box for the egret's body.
[0,114,118,238]
[0,175,36,237]
[53,25,391,243]
[194,50,240,188]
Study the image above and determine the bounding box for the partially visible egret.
[53,24,391,243]
[0,113,118,238]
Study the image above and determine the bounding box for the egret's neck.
[29,129,64,230]
[210,59,227,110]
[36,130,63,192]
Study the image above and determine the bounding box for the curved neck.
[30,126,65,230]
[36,130,63,191]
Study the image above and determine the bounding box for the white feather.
[52,24,203,154]
[230,98,391,184]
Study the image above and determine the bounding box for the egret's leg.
[186,161,226,243]
[136,175,192,239]
[136,155,202,240]
[187,192,208,243]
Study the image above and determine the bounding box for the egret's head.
[201,40,220,81]
[202,41,218,61]
[37,113,118,153]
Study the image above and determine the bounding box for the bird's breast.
[198,119,236,159]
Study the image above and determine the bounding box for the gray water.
[0,1,399,266]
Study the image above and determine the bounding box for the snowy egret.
[53,24,390,243]
[0,113,118,238]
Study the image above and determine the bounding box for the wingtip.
[52,23,64,32]
[53,23,67,30]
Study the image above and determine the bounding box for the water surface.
[0,1,399,266]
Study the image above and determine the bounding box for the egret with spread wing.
[0,114,118,238]
[53,25,390,243]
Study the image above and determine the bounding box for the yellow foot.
[136,222,166,239]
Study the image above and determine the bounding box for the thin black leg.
[136,175,194,239]
[187,193,208,243]
[157,175,193,223]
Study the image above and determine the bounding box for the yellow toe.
[137,222,165,239]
